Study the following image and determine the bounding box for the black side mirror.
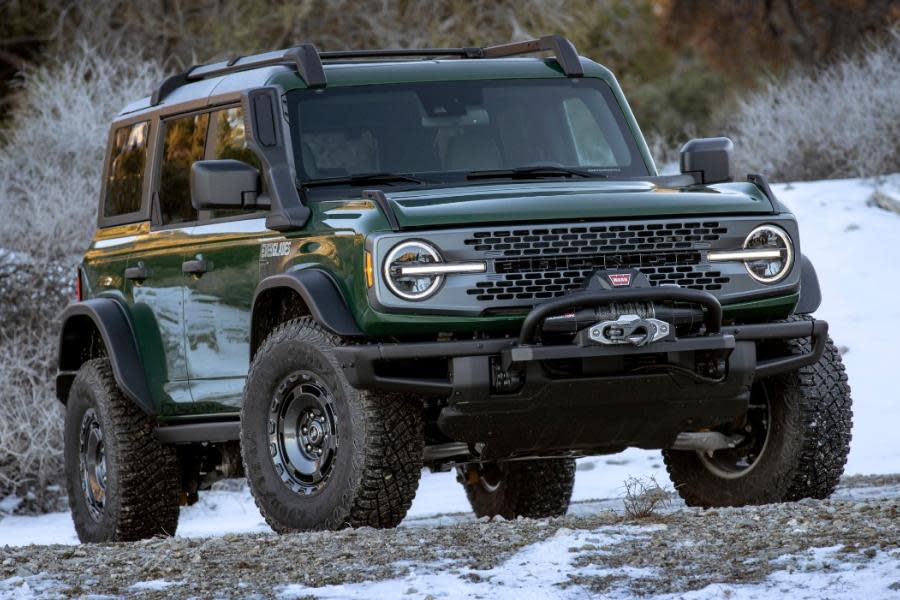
[190,159,268,210]
[680,137,734,184]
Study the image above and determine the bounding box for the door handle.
[124,262,150,282]
[182,256,209,276]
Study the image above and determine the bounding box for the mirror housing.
[680,137,734,184]
[190,159,268,210]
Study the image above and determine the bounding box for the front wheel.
[664,333,852,507]
[240,318,424,532]
[458,459,576,519]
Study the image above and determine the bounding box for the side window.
[205,107,263,220]
[158,112,209,226]
[103,121,150,218]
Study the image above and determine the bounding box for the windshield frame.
[285,77,652,192]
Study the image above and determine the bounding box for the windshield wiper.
[302,172,426,188]
[466,165,606,181]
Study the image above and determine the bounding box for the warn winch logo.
[608,273,632,287]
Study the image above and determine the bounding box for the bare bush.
[729,27,900,181]
[0,45,163,507]
[0,327,64,512]
[0,43,163,259]
[622,475,671,520]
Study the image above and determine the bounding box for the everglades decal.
[261,241,292,259]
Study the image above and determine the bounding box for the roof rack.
[151,34,583,105]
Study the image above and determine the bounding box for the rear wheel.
[458,459,576,519]
[64,359,180,542]
[240,318,424,532]
[664,332,852,506]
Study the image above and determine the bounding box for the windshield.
[285,78,649,187]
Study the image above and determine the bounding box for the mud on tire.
[664,326,852,507]
[459,459,576,519]
[64,359,180,543]
[240,317,424,532]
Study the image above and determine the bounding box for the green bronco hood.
[382,180,774,229]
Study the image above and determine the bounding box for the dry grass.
[622,475,672,520]
[729,26,900,181]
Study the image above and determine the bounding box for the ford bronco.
[57,36,852,542]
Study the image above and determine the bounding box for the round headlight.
[743,225,794,283]
[383,240,443,300]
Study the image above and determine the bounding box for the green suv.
[57,36,852,542]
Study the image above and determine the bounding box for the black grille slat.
[465,221,724,258]
[464,221,733,302]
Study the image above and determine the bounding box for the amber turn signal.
[365,251,374,287]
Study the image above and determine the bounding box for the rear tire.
[64,359,180,542]
[459,459,576,519]
[240,317,424,532]
[664,331,852,507]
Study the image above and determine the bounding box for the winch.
[588,313,671,346]
[542,299,704,347]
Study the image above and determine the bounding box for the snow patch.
[127,579,181,592]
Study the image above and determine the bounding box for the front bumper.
[334,290,828,459]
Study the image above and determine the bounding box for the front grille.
[464,221,728,256]
[464,221,731,302]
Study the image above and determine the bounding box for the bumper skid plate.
[334,290,827,459]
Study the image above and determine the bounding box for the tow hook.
[589,314,671,347]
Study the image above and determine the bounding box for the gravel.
[1,475,898,598]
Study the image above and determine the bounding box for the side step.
[156,421,240,444]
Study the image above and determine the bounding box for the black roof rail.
[151,35,582,105]
[480,35,583,77]
[151,43,326,105]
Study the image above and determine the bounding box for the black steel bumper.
[334,290,828,459]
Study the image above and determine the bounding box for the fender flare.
[57,298,154,414]
[795,254,822,315]
[251,269,363,353]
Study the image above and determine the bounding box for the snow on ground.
[1,175,899,553]
[274,535,900,600]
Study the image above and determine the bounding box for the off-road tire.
[459,459,576,519]
[240,317,424,532]
[64,359,180,542]
[663,324,852,507]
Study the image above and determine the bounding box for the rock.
[867,189,900,214]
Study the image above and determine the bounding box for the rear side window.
[103,121,150,218]
[158,112,209,225]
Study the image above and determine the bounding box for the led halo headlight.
[742,225,794,283]
[383,240,444,300]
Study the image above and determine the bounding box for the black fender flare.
[795,254,822,315]
[57,298,154,414]
[251,269,363,355]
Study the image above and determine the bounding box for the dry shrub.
[622,475,671,520]
[0,328,64,513]
[0,45,163,508]
[729,27,900,181]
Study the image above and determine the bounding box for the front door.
[181,106,271,412]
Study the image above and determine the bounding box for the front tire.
[459,459,576,519]
[240,317,424,532]
[64,359,180,542]
[664,332,852,507]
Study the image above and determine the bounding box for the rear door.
[125,110,209,415]
[182,106,273,412]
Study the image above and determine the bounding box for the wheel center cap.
[308,422,323,444]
